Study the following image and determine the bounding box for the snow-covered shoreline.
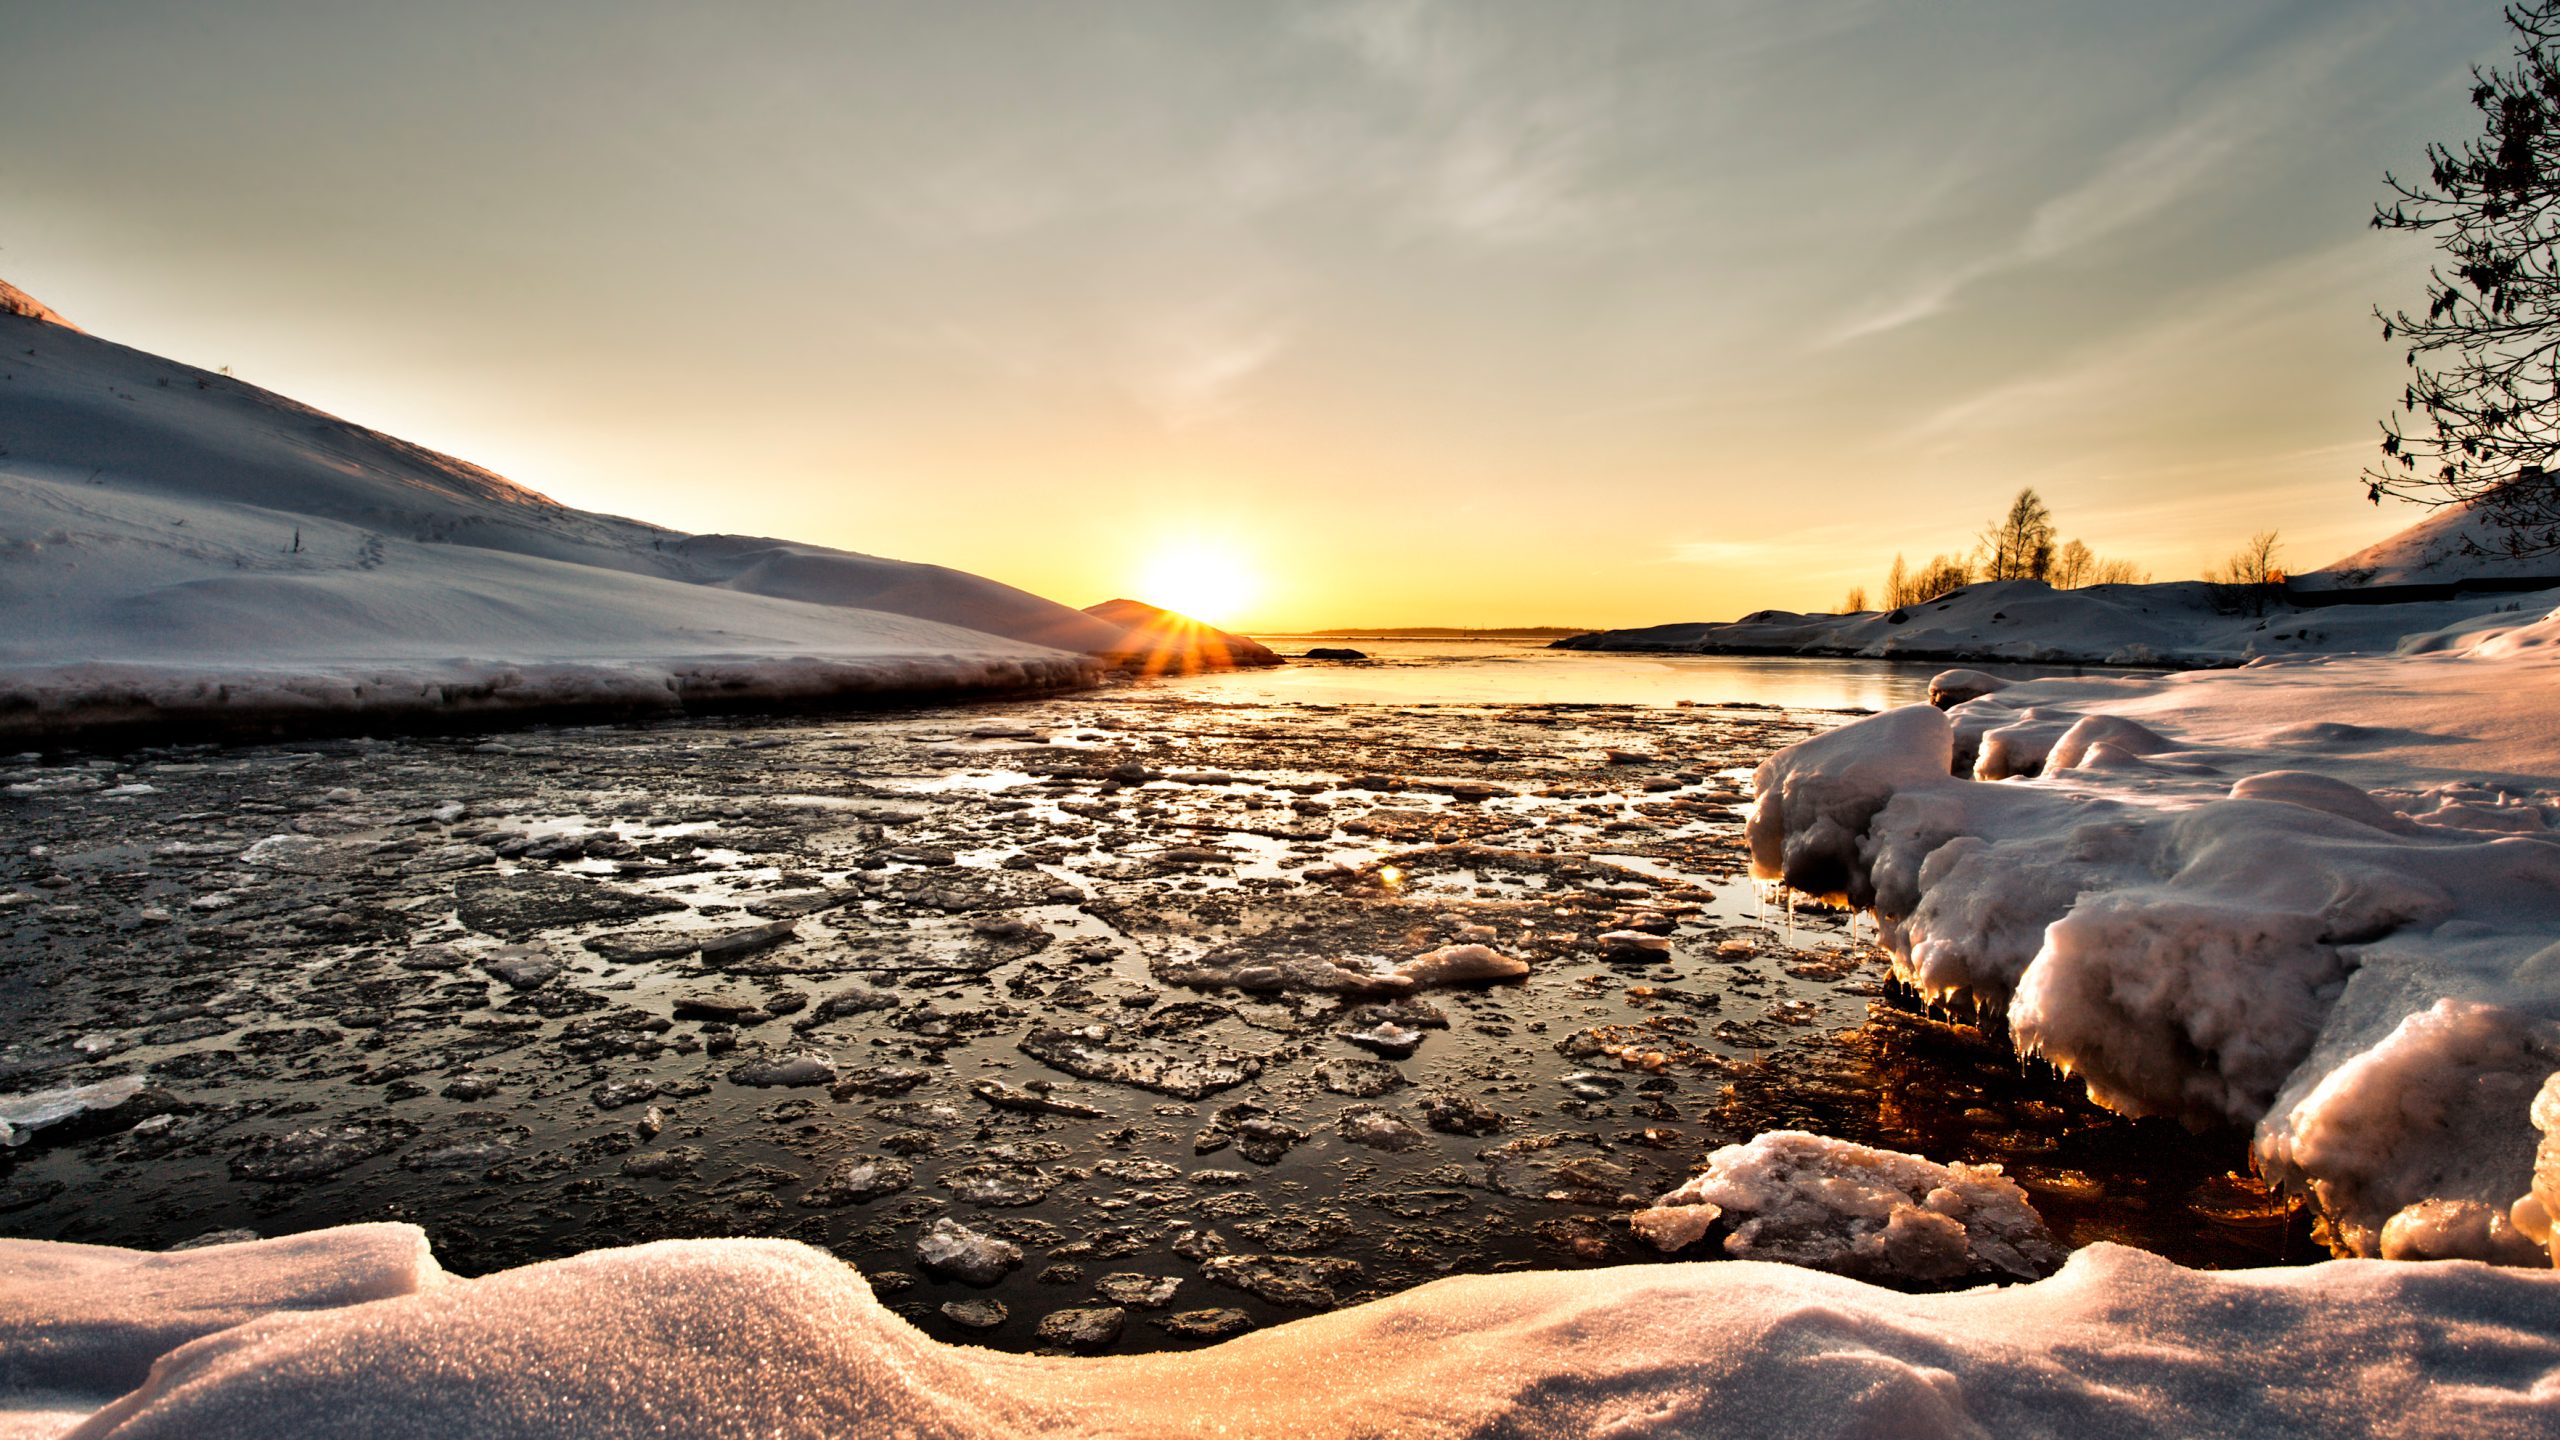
[7,1222,2557,1439]
[1747,602,2560,1261]
[1555,576,2560,669]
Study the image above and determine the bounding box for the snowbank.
[1,1227,2552,1439]
[1556,578,2558,667]
[0,289,1301,736]
[1746,603,2560,1258]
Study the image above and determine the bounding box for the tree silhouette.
[1977,487,2056,581]
[2370,0,2560,554]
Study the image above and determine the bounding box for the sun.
[1137,541,1258,627]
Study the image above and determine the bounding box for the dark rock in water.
[1156,1308,1253,1341]
[940,1298,1008,1332]
[1018,1025,1262,1100]
[454,873,685,939]
[971,1078,1106,1118]
[1422,1092,1506,1136]
[1200,1253,1362,1310]
[1034,1305,1126,1351]
[800,1155,913,1207]
[1084,598,1284,673]
[916,1217,1023,1286]
[1301,647,1369,660]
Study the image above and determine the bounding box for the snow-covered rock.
[1645,1132,2062,1283]
[1746,605,2560,1257]
[9,1225,2560,1438]
[2297,490,2560,592]
[0,1076,147,1148]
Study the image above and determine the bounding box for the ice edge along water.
[1748,602,2560,1265]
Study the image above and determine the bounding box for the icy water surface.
[0,652,2295,1353]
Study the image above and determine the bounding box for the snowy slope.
[1748,603,2560,1260]
[2296,495,2560,591]
[1556,578,2556,668]
[0,288,1121,734]
[5,1224,2557,1439]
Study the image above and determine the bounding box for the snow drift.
[1746,602,2560,1259]
[0,283,1205,736]
[5,1224,2557,1439]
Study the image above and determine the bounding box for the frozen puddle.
[0,694,2299,1353]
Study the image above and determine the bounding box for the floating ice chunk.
[914,1217,1021,1286]
[0,1074,146,1147]
[1394,944,1528,987]
[1651,1131,2062,1283]
[727,1054,837,1088]
[1627,1203,1721,1252]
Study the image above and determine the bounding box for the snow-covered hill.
[1555,577,2555,668]
[2295,493,2560,592]
[0,285,1135,736]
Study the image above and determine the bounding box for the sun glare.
[1137,541,1257,627]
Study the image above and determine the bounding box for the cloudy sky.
[0,0,2516,627]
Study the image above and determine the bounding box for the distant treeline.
[1839,488,2149,612]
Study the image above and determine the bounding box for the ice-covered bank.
[1748,600,2560,1259]
[4,1224,2556,1439]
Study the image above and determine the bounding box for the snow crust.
[1559,577,2560,667]
[0,1227,2551,1439]
[0,305,1132,734]
[1748,604,2560,1257]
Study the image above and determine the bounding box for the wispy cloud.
[1823,11,2385,347]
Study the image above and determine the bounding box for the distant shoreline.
[1267,627,1594,640]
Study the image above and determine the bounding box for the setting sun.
[1136,539,1258,627]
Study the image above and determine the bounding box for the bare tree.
[1838,585,1869,614]
[1908,553,1974,603]
[2206,531,2285,615]
[1977,487,2057,581]
[1882,554,1913,608]
[2368,1,2560,553]
[2089,558,2149,585]
[2049,539,2094,589]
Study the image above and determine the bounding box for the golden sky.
[0,0,2511,630]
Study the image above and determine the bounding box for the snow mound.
[1645,1132,2063,1283]
[1082,599,1283,674]
[12,1228,2559,1439]
[0,1224,436,1420]
[1746,608,2560,1258]
[1557,577,2560,667]
[0,299,1122,734]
